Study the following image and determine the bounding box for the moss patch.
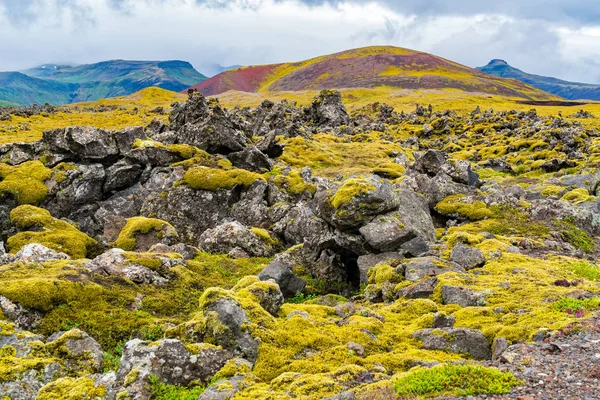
[7,205,97,259]
[0,161,52,205]
[329,176,376,209]
[393,364,521,397]
[115,216,177,251]
[182,167,265,191]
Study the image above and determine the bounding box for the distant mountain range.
[0,60,207,106]
[477,60,600,101]
[188,46,555,101]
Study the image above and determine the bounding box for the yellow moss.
[7,205,97,258]
[435,195,493,221]
[183,167,265,191]
[0,161,51,205]
[271,169,316,196]
[541,184,567,197]
[561,188,594,205]
[37,377,107,400]
[213,358,252,381]
[114,216,177,251]
[250,228,279,246]
[329,177,376,209]
[367,264,402,286]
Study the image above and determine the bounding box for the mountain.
[188,46,555,100]
[0,72,78,106]
[477,59,600,101]
[0,60,207,105]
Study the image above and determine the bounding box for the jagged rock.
[541,158,577,173]
[492,337,510,360]
[450,242,486,270]
[149,243,198,260]
[94,184,148,240]
[43,126,119,160]
[125,144,185,166]
[83,248,172,285]
[46,329,104,373]
[140,173,234,244]
[274,204,329,248]
[198,221,279,257]
[413,328,492,359]
[359,190,435,252]
[441,285,487,307]
[116,338,231,399]
[404,172,478,207]
[258,259,306,298]
[400,236,430,257]
[15,243,70,263]
[45,163,106,217]
[0,295,42,330]
[227,147,272,172]
[305,90,350,129]
[315,174,399,230]
[103,159,142,193]
[402,257,465,282]
[170,92,248,153]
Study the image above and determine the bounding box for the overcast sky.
[1,0,600,82]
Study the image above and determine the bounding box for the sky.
[1,0,600,82]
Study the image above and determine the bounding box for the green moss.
[183,167,265,191]
[115,217,177,251]
[7,205,97,259]
[329,177,376,209]
[367,264,402,286]
[0,161,51,205]
[37,377,107,400]
[435,195,493,221]
[572,261,600,281]
[148,374,206,400]
[393,364,521,397]
[213,358,252,381]
[558,217,595,253]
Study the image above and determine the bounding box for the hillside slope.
[478,59,600,100]
[0,60,207,105]
[189,46,555,100]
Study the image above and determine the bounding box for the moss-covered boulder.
[7,205,97,259]
[315,174,399,230]
[114,216,178,252]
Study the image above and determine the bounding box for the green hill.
[0,60,207,105]
[477,59,600,100]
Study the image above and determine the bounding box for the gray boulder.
[258,260,306,298]
[402,257,465,282]
[116,338,231,400]
[413,328,491,359]
[396,277,438,299]
[0,295,42,330]
[199,375,256,400]
[441,285,487,307]
[198,221,278,257]
[450,243,486,270]
[227,147,272,172]
[15,244,70,263]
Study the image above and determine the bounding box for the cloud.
[0,0,599,83]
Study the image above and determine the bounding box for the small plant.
[286,292,318,304]
[553,297,600,315]
[147,375,205,400]
[394,364,521,397]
